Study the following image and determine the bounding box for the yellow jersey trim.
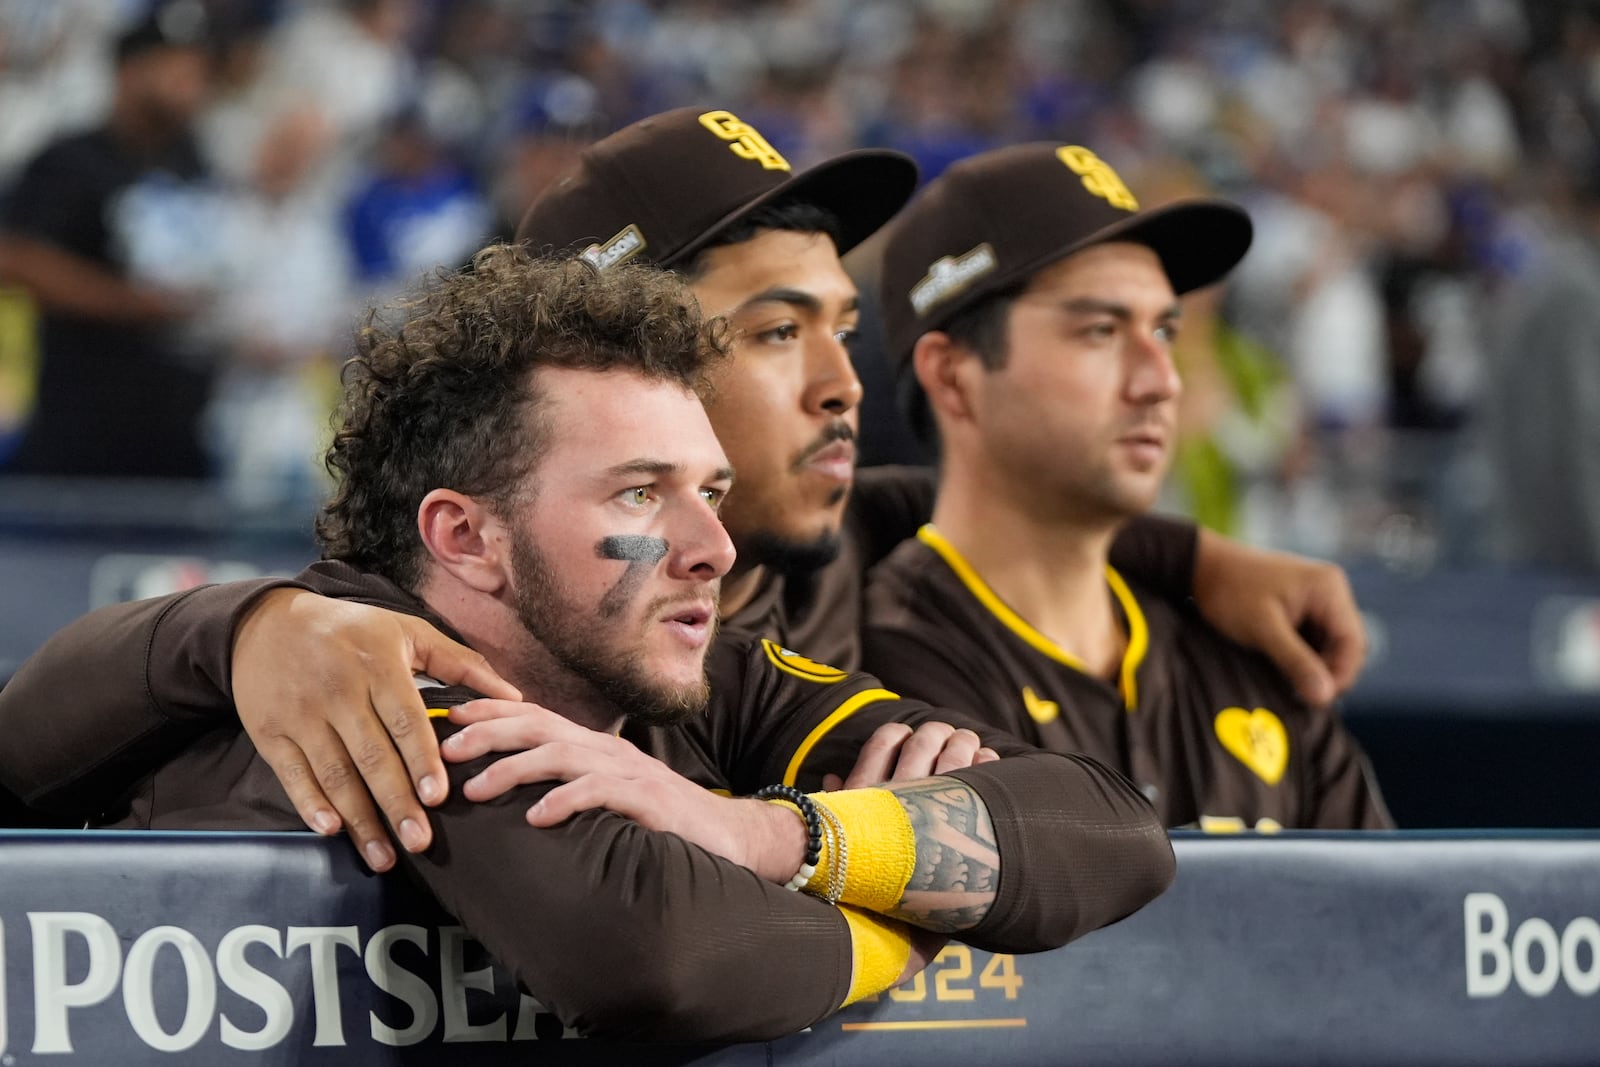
[916,524,1148,711]
[782,688,901,786]
[1103,567,1147,709]
[426,708,450,719]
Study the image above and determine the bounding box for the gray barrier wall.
[2,830,1597,1065]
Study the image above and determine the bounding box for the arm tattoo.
[887,778,1000,932]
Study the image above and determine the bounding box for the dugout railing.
[2,830,1597,1065]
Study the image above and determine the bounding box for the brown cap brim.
[670,148,920,265]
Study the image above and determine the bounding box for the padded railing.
[2,830,1597,1065]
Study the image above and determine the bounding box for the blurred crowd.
[1,0,1597,573]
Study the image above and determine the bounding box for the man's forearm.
[0,579,296,812]
[794,751,1172,952]
[408,776,908,1041]
[950,751,1174,953]
[0,235,178,321]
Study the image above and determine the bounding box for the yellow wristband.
[808,788,917,913]
[838,905,913,1005]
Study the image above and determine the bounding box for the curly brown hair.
[316,244,727,591]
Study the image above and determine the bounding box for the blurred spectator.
[0,0,220,479]
[482,73,605,242]
[344,108,491,288]
[0,0,123,184]
[202,0,417,194]
[1482,166,1600,575]
[3,0,1597,568]
[204,102,352,514]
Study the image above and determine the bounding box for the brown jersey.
[717,465,1198,670]
[863,526,1392,831]
[45,559,1171,1041]
[0,463,1193,814]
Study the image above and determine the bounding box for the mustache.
[790,420,856,471]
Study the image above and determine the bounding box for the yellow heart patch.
[1214,707,1288,786]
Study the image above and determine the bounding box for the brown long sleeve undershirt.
[0,510,1196,817]
[0,578,302,812]
[90,668,1170,1041]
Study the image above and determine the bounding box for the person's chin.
[628,668,711,727]
[742,523,844,576]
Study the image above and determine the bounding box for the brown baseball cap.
[879,142,1253,368]
[514,106,918,270]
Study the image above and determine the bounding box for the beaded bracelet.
[754,784,822,893]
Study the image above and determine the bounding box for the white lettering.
[510,993,577,1041]
[13,917,582,1052]
[1511,917,1561,996]
[30,912,121,1053]
[1464,893,1600,998]
[122,926,216,1051]
[440,926,506,1042]
[1562,917,1600,996]
[286,926,360,1047]
[1464,893,1511,997]
[511,994,541,1040]
[366,924,438,1046]
[217,925,293,1050]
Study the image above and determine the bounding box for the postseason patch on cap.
[909,243,998,315]
[580,223,647,271]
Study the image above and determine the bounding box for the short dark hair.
[678,200,844,279]
[316,244,727,590]
[900,281,1025,445]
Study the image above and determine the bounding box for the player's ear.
[913,331,981,428]
[418,489,509,594]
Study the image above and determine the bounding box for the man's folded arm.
[793,751,1174,954]
[719,661,1174,954]
[405,745,914,1043]
[943,751,1173,950]
[0,580,297,812]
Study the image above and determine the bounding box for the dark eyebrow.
[604,459,680,479]
[733,286,860,318]
[1059,297,1183,321]
[605,459,737,485]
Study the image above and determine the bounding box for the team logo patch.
[1214,707,1288,785]
[761,638,847,684]
[1056,146,1138,211]
[909,243,998,315]
[698,110,791,171]
[580,223,647,271]
[1021,686,1059,724]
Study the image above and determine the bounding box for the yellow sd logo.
[1056,146,1138,211]
[761,638,847,683]
[1213,707,1289,785]
[699,110,792,172]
